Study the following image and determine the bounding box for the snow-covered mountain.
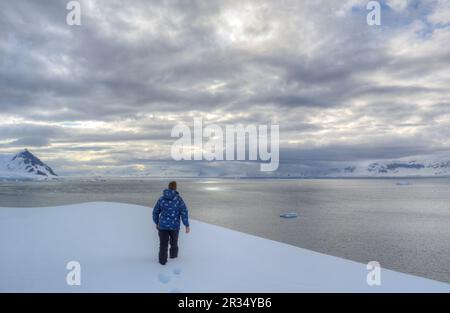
[2,149,448,179]
[304,159,450,178]
[95,158,450,178]
[78,158,450,178]
[0,149,57,180]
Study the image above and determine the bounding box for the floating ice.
[396,181,412,186]
[280,212,298,218]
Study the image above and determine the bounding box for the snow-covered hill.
[0,202,448,292]
[0,149,57,180]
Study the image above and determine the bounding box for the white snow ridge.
[0,202,448,292]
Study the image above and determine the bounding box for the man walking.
[152,181,190,265]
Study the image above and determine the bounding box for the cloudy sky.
[1,0,450,176]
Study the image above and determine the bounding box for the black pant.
[158,229,179,265]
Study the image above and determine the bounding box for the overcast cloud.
[1,0,450,176]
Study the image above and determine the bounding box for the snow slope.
[0,202,448,292]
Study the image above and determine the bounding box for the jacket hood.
[163,188,178,200]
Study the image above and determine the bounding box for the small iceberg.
[396,181,412,186]
[280,212,298,219]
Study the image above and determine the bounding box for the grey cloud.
[1,0,449,174]
[0,123,65,139]
[280,143,442,165]
[8,136,51,147]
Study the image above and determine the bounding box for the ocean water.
[0,178,449,283]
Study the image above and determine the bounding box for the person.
[152,181,190,265]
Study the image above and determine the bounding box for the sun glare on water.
[204,186,221,191]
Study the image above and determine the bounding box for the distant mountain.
[2,149,448,179]
[307,159,450,178]
[81,158,450,179]
[0,149,57,179]
[115,158,450,178]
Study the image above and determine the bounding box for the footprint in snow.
[158,272,171,284]
[157,266,184,292]
[173,267,182,275]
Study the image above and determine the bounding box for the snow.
[0,154,36,179]
[0,202,448,292]
[0,150,57,180]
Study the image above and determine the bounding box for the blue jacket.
[153,189,189,230]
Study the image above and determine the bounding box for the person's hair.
[168,181,177,190]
